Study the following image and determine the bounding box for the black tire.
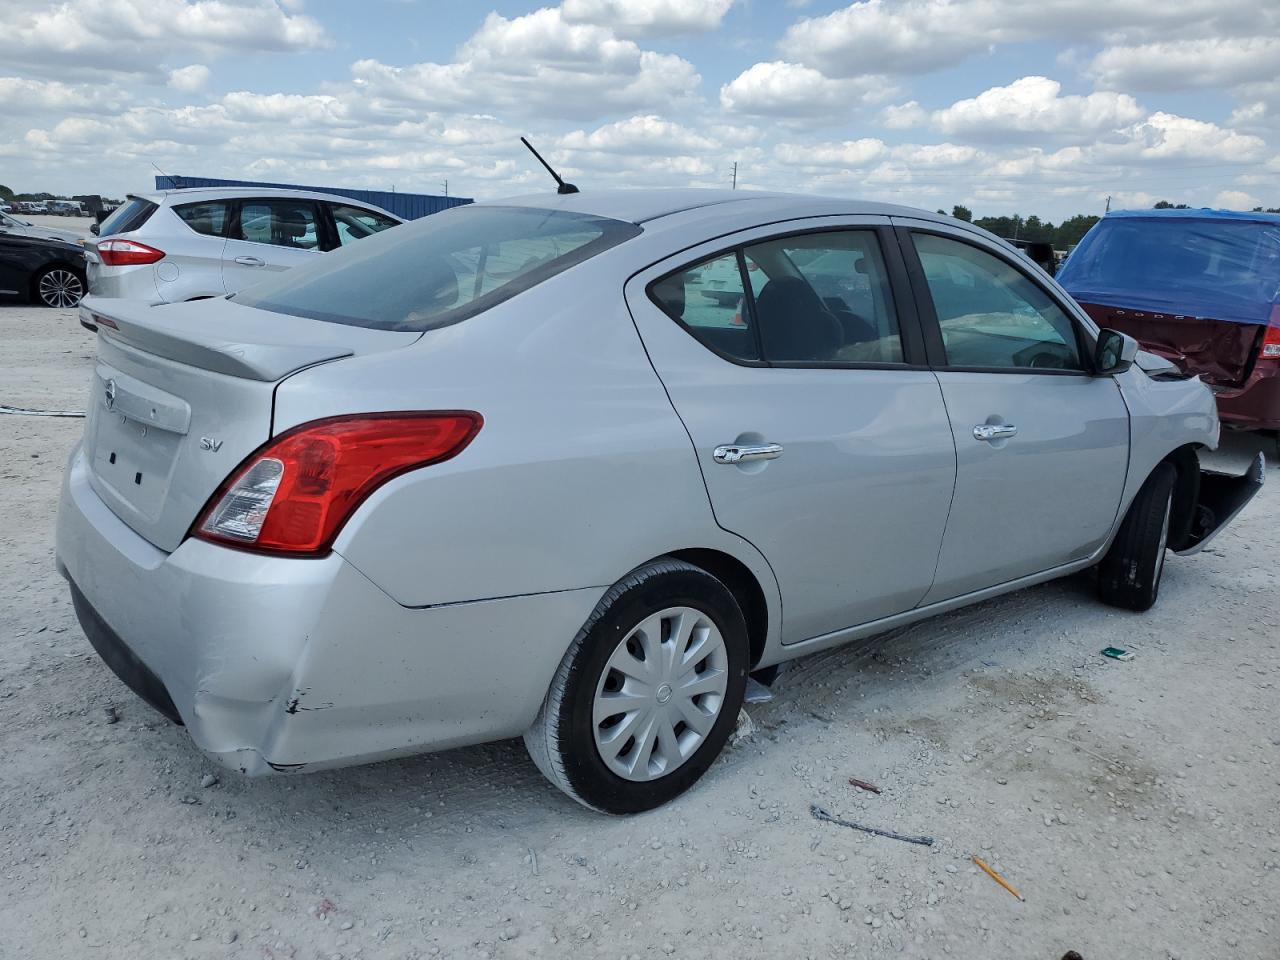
[1097,463,1176,611]
[33,264,85,308]
[524,558,749,814]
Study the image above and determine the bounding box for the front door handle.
[973,423,1018,442]
[234,256,265,267]
[713,442,783,464]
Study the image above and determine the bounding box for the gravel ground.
[2,302,1277,960]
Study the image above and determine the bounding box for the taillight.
[192,412,482,556]
[97,239,165,266]
[1261,305,1280,360]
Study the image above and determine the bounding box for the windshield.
[1,212,27,227]
[235,205,641,332]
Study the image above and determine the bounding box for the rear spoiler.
[1174,452,1266,556]
[79,296,419,382]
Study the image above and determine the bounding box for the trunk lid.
[1077,302,1264,389]
[80,296,419,552]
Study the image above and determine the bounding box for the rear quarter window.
[173,201,230,237]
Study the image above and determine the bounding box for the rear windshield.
[98,197,158,237]
[235,206,641,331]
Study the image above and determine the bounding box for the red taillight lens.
[1260,305,1280,360]
[192,412,482,556]
[97,239,165,266]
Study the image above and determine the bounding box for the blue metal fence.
[153,175,471,221]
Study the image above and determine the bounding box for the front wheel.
[35,265,85,308]
[1097,463,1176,611]
[524,558,749,814]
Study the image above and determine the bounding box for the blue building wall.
[153,175,472,221]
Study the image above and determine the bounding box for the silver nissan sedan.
[57,190,1263,813]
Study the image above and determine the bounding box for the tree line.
[938,200,1280,251]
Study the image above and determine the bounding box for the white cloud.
[561,0,734,38]
[930,77,1145,140]
[0,76,126,113]
[1,0,328,77]
[880,101,927,129]
[1213,190,1260,210]
[559,115,717,154]
[778,0,1242,78]
[168,64,211,92]
[350,8,700,120]
[1120,112,1265,163]
[1090,37,1280,92]
[774,137,887,168]
[720,61,893,118]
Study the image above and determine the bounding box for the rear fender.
[1173,452,1266,556]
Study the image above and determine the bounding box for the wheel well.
[1161,444,1201,552]
[668,548,768,669]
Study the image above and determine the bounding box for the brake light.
[97,239,165,266]
[1261,305,1280,360]
[192,412,482,556]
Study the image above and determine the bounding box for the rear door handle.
[713,443,783,464]
[234,256,265,267]
[973,423,1018,442]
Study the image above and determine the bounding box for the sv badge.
[199,437,224,452]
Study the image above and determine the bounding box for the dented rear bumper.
[56,444,603,776]
[1174,452,1266,556]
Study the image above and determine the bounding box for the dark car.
[1058,209,1280,434]
[0,225,86,307]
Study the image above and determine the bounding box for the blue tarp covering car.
[1058,208,1280,326]
[1059,209,1280,431]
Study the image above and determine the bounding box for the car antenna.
[521,137,579,195]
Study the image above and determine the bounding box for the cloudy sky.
[2,0,1277,220]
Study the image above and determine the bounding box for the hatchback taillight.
[1260,305,1280,360]
[192,412,482,556]
[97,239,166,266]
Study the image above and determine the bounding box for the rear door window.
[744,231,902,363]
[649,229,904,365]
[234,199,321,250]
[330,204,400,246]
[173,201,230,237]
[98,197,157,237]
[913,233,1083,371]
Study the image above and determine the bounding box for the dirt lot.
[2,301,1277,960]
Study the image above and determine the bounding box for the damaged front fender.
[1174,452,1266,556]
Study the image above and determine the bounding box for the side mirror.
[1094,328,1138,376]
[89,222,100,236]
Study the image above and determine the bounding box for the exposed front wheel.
[35,265,85,308]
[524,558,749,814]
[1097,463,1176,612]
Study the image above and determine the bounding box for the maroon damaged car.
[1058,209,1280,436]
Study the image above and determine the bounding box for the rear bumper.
[56,444,602,775]
[86,262,161,302]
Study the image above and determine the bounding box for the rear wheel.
[34,265,85,308]
[1097,463,1176,611]
[524,558,748,814]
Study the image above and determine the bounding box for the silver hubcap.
[39,269,83,308]
[593,606,728,782]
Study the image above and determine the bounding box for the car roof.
[129,187,401,217]
[486,188,935,225]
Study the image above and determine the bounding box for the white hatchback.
[84,187,403,304]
